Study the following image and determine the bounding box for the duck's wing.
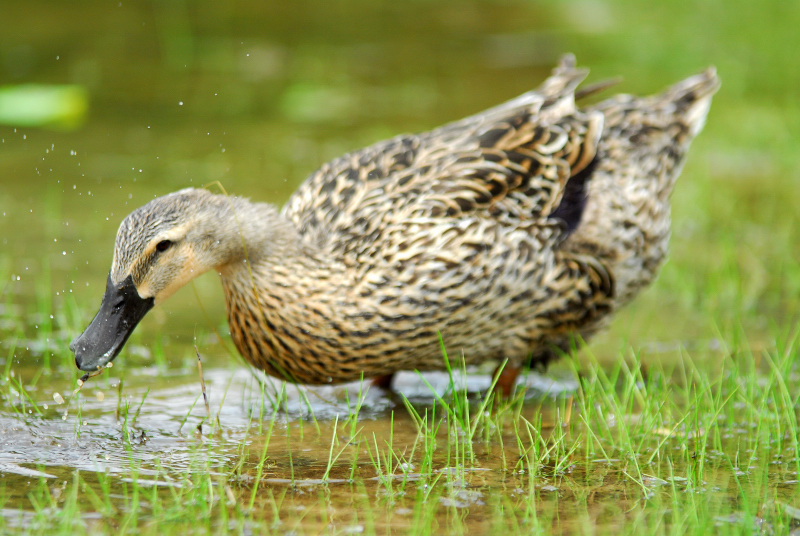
[283,55,603,248]
[282,132,423,243]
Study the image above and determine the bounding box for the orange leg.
[371,374,395,390]
[493,364,521,398]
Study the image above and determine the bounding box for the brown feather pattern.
[100,55,719,385]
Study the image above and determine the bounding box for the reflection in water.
[0,361,578,531]
[0,366,575,479]
[1,0,799,533]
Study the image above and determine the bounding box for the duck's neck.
[209,197,347,382]
[207,194,340,310]
[202,197,297,267]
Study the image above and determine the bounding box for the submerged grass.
[7,318,800,534]
[1,0,799,533]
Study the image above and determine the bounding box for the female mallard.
[70,55,719,396]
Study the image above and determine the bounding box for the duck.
[69,55,719,397]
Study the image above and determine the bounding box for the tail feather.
[478,54,588,120]
[657,67,720,136]
[575,76,623,101]
[539,53,591,100]
[661,66,720,106]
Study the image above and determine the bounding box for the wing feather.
[283,54,604,255]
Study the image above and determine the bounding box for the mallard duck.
[70,55,719,396]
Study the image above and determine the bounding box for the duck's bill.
[70,274,154,372]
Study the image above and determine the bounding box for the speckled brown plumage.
[84,55,719,394]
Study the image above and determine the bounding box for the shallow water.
[2,0,800,534]
[0,366,575,480]
[0,365,579,531]
[4,361,800,535]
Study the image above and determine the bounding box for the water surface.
[2,0,800,534]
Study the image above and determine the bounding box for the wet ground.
[2,0,800,534]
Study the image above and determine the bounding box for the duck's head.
[70,188,233,372]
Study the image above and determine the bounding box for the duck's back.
[272,56,718,381]
[282,55,604,263]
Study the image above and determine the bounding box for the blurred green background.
[1,0,798,369]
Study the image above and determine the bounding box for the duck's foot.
[492,364,521,398]
[371,374,395,390]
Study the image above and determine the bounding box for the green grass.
[2,336,800,535]
[1,0,800,533]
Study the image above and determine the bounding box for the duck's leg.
[492,364,521,398]
[493,347,562,398]
[371,374,394,389]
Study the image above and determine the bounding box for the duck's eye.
[156,240,172,252]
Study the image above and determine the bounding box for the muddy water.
[2,0,798,534]
[0,2,599,530]
[0,364,580,530]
